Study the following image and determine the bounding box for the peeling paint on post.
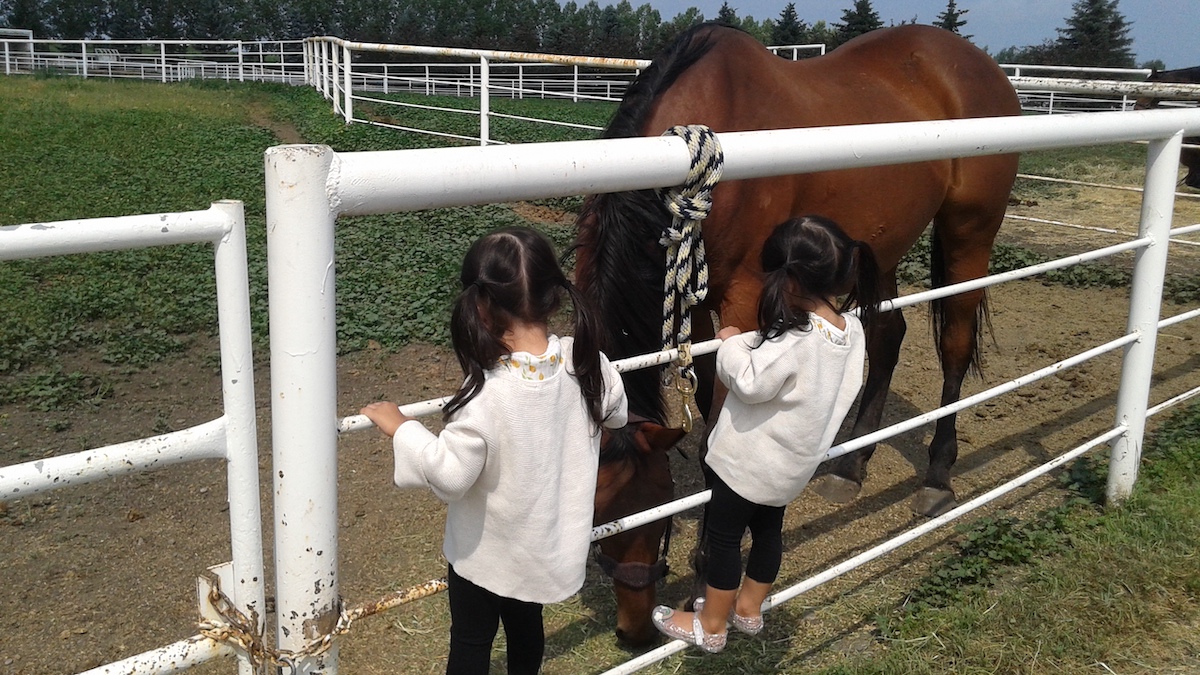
[266,144,341,673]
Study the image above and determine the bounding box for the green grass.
[831,403,1200,674]
[0,76,581,409]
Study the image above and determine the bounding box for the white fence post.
[480,56,490,145]
[1106,131,1184,503]
[80,40,88,78]
[237,40,244,82]
[265,145,342,673]
[160,42,167,82]
[211,200,267,675]
[343,42,353,123]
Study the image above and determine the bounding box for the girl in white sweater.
[361,227,627,674]
[652,215,881,653]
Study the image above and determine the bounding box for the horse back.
[640,25,1019,277]
[644,25,1018,135]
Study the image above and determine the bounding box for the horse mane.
[573,24,726,424]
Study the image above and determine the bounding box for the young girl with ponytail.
[361,226,627,674]
[652,214,881,653]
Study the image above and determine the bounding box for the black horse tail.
[928,228,992,378]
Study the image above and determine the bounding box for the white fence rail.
[0,38,305,83]
[7,36,1200,141]
[0,202,264,675]
[266,106,1200,673]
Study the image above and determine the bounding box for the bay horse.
[576,22,1020,646]
[1135,65,1200,188]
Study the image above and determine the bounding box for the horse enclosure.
[2,40,1200,675]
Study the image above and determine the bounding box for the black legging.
[704,471,786,591]
[446,564,544,674]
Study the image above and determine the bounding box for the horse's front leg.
[813,276,906,504]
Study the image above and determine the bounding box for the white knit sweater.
[705,315,865,507]
[392,336,628,604]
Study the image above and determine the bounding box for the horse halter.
[592,516,673,590]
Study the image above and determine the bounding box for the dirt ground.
[2,180,1200,674]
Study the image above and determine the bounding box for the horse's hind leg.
[913,202,1006,517]
[812,273,906,504]
[912,285,982,516]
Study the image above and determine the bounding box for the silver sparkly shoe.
[693,596,765,636]
[651,605,726,653]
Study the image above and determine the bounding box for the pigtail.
[564,281,608,425]
[757,267,807,343]
[444,283,506,421]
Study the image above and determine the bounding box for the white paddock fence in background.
[268,106,1200,674]
[0,37,305,83]
[0,203,264,675]
[302,36,648,145]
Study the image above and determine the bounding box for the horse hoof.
[910,488,956,517]
[811,474,861,504]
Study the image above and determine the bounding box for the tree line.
[0,0,1146,68]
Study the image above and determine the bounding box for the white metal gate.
[0,202,265,675]
[264,107,1200,673]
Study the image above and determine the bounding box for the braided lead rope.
[659,125,724,400]
[199,577,450,672]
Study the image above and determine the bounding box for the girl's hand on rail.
[359,402,413,438]
[716,326,744,340]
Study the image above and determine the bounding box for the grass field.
[2,75,1198,673]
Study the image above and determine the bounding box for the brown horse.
[576,22,1020,646]
[1135,65,1200,188]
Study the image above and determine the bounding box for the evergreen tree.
[2,0,49,34]
[739,15,770,45]
[598,0,639,57]
[338,0,397,43]
[770,2,804,46]
[933,0,969,38]
[143,0,182,38]
[808,19,834,52]
[100,0,144,39]
[1052,0,1134,67]
[47,0,102,37]
[632,2,662,56]
[715,1,736,26]
[833,0,881,47]
[657,6,703,50]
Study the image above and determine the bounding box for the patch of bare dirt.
[247,100,304,145]
[2,193,1200,674]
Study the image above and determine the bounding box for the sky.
[641,0,1200,70]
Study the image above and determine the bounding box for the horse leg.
[812,273,906,504]
[909,284,982,516]
[911,200,1005,516]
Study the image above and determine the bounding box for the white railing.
[767,42,826,59]
[1000,63,1200,114]
[0,38,306,83]
[303,36,648,145]
[0,202,264,675]
[264,106,1200,673]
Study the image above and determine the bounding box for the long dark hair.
[444,227,608,425]
[757,215,881,342]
